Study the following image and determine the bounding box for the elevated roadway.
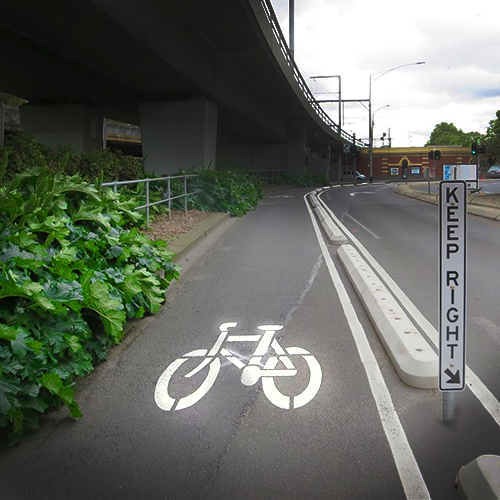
[0,0,360,175]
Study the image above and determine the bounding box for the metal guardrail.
[248,169,286,181]
[100,174,199,228]
[260,1,364,148]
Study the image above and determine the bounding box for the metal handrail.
[259,1,364,148]
[100,174,199,228]
[248,169,286,181]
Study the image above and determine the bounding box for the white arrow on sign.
[349,192,374,197]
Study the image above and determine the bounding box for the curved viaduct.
[0,0,358,176]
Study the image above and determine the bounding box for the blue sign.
[443,165,452,180]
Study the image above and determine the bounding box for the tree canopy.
[425,122,481,147]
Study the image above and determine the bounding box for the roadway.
[2,184,500,499]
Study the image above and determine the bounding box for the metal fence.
[100,174,199,228]
[248,169,286,182]
[260,0,364,148]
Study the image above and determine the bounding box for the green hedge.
[1,131,145,182]
[0,167,179,444]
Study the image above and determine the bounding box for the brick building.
[356,146,473,181]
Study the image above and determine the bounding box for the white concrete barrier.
[456,455,500,500]
[338,244,438,389]
[313,203,348,245]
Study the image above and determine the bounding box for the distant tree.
[425,122,481,147]
[482,110,500,167]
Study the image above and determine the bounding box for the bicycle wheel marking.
[154,323,323,411]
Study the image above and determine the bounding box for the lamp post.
[368,61,425,183]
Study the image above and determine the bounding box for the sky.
[271,0,500,147]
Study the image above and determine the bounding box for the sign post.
[439,180,467,421]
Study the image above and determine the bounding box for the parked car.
[340,170,366,183]
[486,166,500,178]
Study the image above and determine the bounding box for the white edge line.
[304,192,431,500]
[317,189,500,427]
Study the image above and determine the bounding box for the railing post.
[146,179,150,229]
[168,178,171,221]
[184,177,188,213]
[114,181,118,193]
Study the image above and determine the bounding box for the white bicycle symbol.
[155,322,322,411]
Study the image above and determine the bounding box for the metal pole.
[427,167,430,194]
[338,76,342,135]
[184,177,188,213]
[441,392,456,422]
[114,181,118,193]
[369,75,373,183]
[168,178,171,221]
[289,0,294,59]
[146,179,150,229]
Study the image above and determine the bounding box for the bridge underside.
[0,0,345,176]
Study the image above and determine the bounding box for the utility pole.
[289,0,294,58]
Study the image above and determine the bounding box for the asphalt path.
[2,184,499,499]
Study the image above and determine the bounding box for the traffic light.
[428,150,433,160]
[471,143,478,155]
[349,145,357,158]
[434,150,441,160]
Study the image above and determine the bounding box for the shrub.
[0,167,179,444]
[1,131,145,182]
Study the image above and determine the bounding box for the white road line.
[304,193,431,500]
[317,190,500,428]
[343,212,381,239]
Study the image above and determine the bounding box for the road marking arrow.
[444,368,461,384]
[349,192,374,197]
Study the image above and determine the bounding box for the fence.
[248,169,286,182]
[100,174,199,228]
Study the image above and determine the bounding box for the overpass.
[0,0,361,176]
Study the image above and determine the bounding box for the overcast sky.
[271,0,500,147]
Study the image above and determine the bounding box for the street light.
[368,61,425,183]
[372,105,390,146]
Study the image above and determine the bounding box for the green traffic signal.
[471,143,478,155]
[434,150,441,160]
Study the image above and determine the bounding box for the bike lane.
[0,188,406,499]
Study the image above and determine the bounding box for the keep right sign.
[439,180,467,391]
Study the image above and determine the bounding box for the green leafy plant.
[0,167,179,444]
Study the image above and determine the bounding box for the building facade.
[356,146,473,181]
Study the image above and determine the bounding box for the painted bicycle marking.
[154,322,322,411]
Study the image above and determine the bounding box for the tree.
[482,110,500,167]
[425,122,481,147]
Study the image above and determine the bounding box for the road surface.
[2,184,500,499]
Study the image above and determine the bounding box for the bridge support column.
[309,146,331,178]
[140,98,217,175]
[20,104,104,152]
[287,120,306,174]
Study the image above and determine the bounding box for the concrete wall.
[140,98,217,175]
[217,144,287,171]
[20,104,104,151]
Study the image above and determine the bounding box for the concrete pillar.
[287,120,306,174]
[20,104,103,151]
[140,98,217,175]
[309,147,330,177]
[0,104,4,146]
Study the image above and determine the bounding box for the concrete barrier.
[456,455,500,500]
[338,244,438,389]
[313,203,348,245]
